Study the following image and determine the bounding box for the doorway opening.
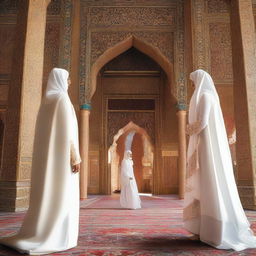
[89,44,179,196]
[108,121,154,194]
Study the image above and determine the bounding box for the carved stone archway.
[89,36,176,102]
[80,34,186,199]
[108,121,154,194]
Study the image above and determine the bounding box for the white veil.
[121,150,134,186]
[45,68,69,99]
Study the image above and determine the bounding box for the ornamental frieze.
[206,0,230,13]
[89,7,175,27]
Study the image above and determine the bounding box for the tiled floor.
[0,194,256,256]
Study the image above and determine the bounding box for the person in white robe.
[120,150,141,209]
[0,68,81,255]
[184,69,256,251]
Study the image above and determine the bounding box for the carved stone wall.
[0,25,15,109]
[0,0,72,210]
[0,0,18,14]
[58,0,72,70]
[90,31,174,65]
[43,0,73,92]
[192,0,208,70]
[209,22,233,82]
[43,22,61,91]
[206,0,230,13]
[0,2,17,172]
[192,0,235,148]
[89,7,175,26]
[192,0,232,79]
[79,0,186,105]
[48,0,62,15]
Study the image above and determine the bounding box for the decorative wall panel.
[80,0,186,105]
[89,7,175,26]
[79,6,88,105]
[43,22,61,90]
[59,0,72,70]
[193,0,232,83]
[43,0,72,89]
[47,0,62,15]
[193,0,208,70]
[176,0,185,105]
[0,0,17,14]
[0,25,16,75]
[207,0,230,13]
[209,22,233,82]
[192,0,235,163]
[0,15,16,174]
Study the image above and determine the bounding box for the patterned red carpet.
[0,194,256,256]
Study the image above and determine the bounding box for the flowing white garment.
[0,68,81,255]
[120,151,141,209]
[184,69,256,251]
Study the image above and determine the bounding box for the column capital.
[176,102,187,111]
[80,103,91,111]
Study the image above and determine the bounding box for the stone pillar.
[0,0,51,212]
[230,0,256,209]
[80,104,91,199]
[177,109,187,199]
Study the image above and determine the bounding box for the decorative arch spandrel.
[79,0,186,107]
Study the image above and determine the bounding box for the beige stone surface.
[0,0,50,211]
[80,109,90,199]
[177,110,187,199]
[230,0,256,209]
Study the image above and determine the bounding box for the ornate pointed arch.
[110,121,154,150]
[90,36,176,102]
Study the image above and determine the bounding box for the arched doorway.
[89,36,175,100]
[109,122,154,194]
[88,43,180,196]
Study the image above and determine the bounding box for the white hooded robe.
[184,69,256,251]
[120,151,141,209]
[0,68,81,255]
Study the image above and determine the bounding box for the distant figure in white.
[184,69,256,251]
[120,150,141,209]
[0,68,81,255]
